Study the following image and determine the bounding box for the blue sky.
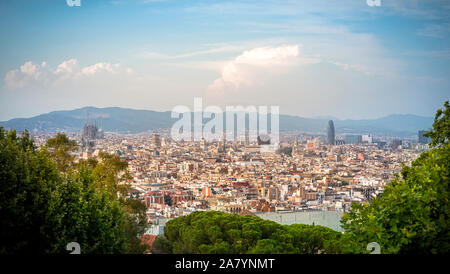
[0,0,449,120]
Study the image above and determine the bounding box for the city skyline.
[0,104,435,137]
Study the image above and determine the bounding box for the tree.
[71,143,149,253]
[91,151,131,198]
[285,224,343,254]
[0,128,147,254]
[161,211,343,254]
[87,151,148,253]
[121,198,150,254]
[55,166,127,253]
[424,100,450,147]
[46,133,78,172]
[341,101,450,254]
[0,128,62,253]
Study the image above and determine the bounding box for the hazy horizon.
[0,104,436,122]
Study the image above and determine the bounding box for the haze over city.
[0,0,449,121]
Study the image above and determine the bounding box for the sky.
[0,0,449,121]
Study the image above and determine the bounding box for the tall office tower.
[327,120,335,145]
[152,134,161,149]
[418,130,431,144]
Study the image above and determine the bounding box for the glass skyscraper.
[327,120,335,145]
[418,130,431,144]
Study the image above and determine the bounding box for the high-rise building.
[327,120,335,145]
[418,130,431,144]
[152,134,161,149]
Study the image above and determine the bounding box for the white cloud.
[54,58,80,77]
[142,38,290,62]
[4,70,25,89]
[20,62,40,77]
[3,59,130,90]
[206,45,316,97]
[81,62,120,76]
[4,61,46,89]
[143,44,260,60]
[233,45,300,66]
[54,59,122,78]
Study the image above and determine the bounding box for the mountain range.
[0,106,433,136]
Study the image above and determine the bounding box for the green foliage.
[121,198,150,254]
[91,152,131,198]
[54,166,126,253]
[161,211,343,254]
[342,101,450,254]
[286,224,343,254]
[154,235,172,253]
[45,133,78,172]
[342,145,450,254]
[0,129,62,253]
[424,100,450,147]
[0,129,148,254]
[80,151,148,253]
[56,138,148,253]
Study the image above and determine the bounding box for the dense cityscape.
[30,117,432,236]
